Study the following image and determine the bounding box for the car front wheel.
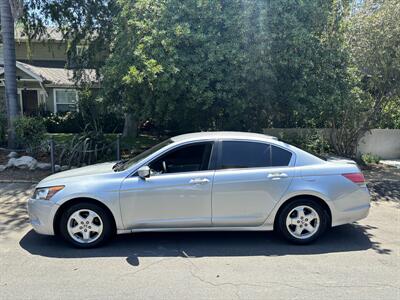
[59,202,114,248]
[277,199,329,244]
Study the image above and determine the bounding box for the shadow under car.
[19,223,390,267]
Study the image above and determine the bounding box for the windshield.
[115,138,173,171]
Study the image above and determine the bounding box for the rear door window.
[271,145,292,167]
[219,141,292,169]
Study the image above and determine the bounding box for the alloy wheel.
[285,205,320,240]
[67,209,103,244]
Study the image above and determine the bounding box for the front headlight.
[32,186,64,201]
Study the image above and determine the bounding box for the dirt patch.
[0,169,52,182]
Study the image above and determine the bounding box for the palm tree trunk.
[0,0,19,148]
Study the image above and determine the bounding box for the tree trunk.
[122,113,138,138]
[0,0,19,148]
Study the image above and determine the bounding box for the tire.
[59,202,114,248]
[276,198,329,245]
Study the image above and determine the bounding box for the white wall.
[357,129,400,159]
[263,128,400,159]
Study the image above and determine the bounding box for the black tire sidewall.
[59,202,113,248]
[277,198,329,244]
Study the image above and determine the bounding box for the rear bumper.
[27,199,59,235]
[331,187,370,227]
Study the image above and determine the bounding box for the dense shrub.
[43,112,83,133]
[42,111,124,134]
[361,153,380,164]
[15,117,47,152]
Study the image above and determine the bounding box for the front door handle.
[267,173,288,180]
[189,178,210,184]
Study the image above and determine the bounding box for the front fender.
[53,190,124,231]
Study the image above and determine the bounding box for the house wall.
[358,129,400,159]
[15,68,36,81]
[15,41,67,62]
[0,83,75,114]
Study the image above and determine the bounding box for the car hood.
[38,162,117,186]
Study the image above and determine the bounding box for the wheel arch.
[53,197,117,235]
[273,194,332,229]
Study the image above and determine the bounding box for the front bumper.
[27,199,59,235]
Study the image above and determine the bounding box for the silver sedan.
[27,132,370,248]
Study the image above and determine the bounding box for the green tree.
[102,0,344,134]
[346,0,400,129]
[323,0,400,156]
[102,0,251,134]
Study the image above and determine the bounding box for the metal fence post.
[116,134,121,161]
[50,138,55,173]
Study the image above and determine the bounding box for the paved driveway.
[0,182,399,300]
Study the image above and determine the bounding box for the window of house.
[149,143,213,174]
[54,89,78,112]
[219,141,292,169]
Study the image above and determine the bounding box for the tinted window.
[149,143,212,174]
[219,141,291,169]
[271,145,292,166]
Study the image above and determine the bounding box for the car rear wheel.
[59,202,114,248]
[277,198,329,244]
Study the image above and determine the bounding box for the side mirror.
[138,166,151,179]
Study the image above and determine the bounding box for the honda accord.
[27,132,370,248]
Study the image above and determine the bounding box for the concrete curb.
[0,180,38,184]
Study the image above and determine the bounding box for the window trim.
[53,88,79,113]
[215,139,295,171]
[131,141,217,177]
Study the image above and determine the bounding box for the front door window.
[149,142,213,174]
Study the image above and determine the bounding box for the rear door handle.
[267,173,288,180]
[189,178,210,184]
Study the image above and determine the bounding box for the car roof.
[171,131,278,143]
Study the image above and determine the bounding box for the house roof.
[0,62,98,87]
[18,61,98,86]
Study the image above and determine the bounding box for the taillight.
[342,173,365,184]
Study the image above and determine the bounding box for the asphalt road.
[0,183,399,300]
